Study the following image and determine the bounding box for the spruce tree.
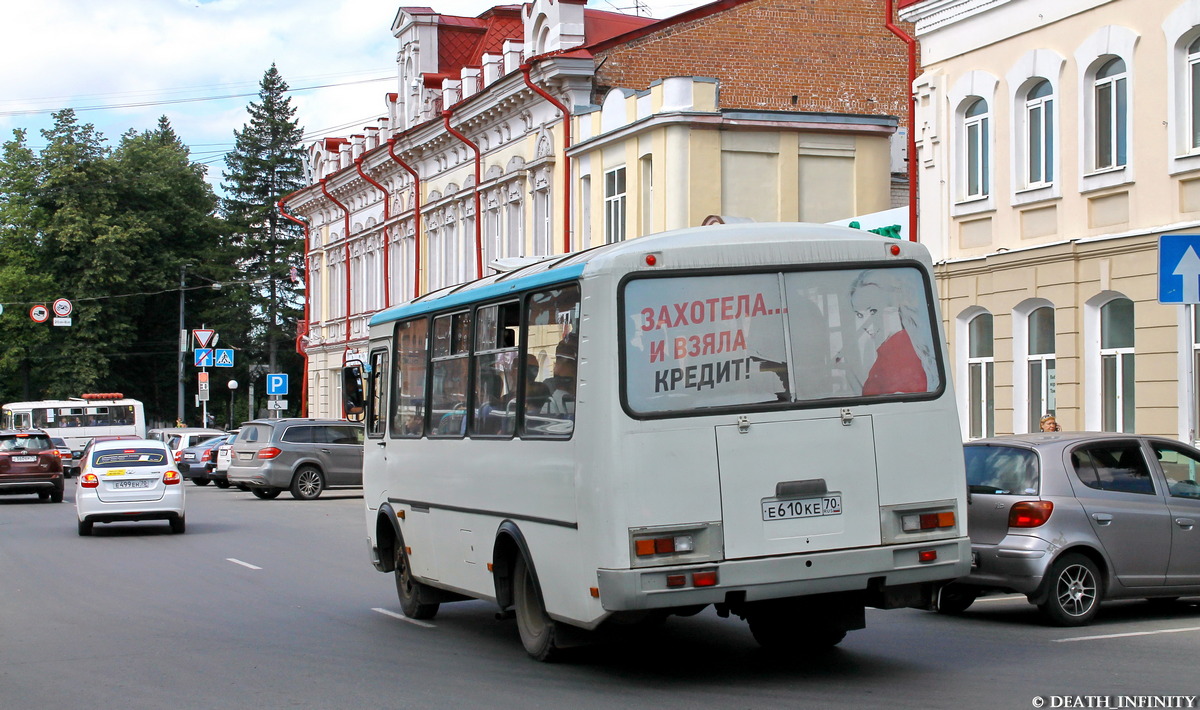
[221,64,307,387]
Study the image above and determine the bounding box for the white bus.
[2,394,146,457]
[343,223,970,660]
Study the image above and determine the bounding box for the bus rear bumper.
[595,537,971,612]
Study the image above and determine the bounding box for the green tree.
[0,112,226,421]
[221,64,307,403]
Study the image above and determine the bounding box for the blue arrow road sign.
[267,374,289,396]
[194,349,213,367]
[214,349,234,367]
[1160,235,1200,304]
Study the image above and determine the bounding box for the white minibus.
[2,394,146,458]
[343,223,970,660]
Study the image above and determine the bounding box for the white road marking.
[1054,626,1200,643]
[226,558,262,570]
[373,607,435,628]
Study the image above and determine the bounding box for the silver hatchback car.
[226,418,363,500]
[940,432,1200,626]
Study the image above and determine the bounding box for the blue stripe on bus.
[370,263,587,326]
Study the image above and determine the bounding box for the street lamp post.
[176,265,187,426]
[227,379,239,431]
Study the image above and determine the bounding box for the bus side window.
[431,311,471,438]
[390,317,430,439]
[471,302,521,438]
[521,285,580,438]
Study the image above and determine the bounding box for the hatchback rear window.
[964,445,1039,495]
[92,448,167,467]
[0,434,53,452]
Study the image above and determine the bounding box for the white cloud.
[1,0,709,181]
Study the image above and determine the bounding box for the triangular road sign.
[193,329,215,349]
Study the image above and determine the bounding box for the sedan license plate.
[111,479,152,490]
[762,495,842,521]
[11,455,37,463]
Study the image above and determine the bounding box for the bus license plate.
[112,479,151,490]
[762,495,842,521]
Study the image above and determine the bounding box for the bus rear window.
[622,266,942,415]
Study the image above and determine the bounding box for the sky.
[2,0,711,191]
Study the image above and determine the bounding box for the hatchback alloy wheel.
[1039,553,1101,626]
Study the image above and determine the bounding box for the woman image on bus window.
[543,333,578,416]
[849,269,937,396]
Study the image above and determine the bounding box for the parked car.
[178,434,233,487]
[211,430,238,488]
[49,436,78,477]
[75,438,185,535]
[226,418,364,500]
[147,427,226,459]
[940,432,1200,626]
[0,429,64,503]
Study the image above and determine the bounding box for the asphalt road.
[3,483,1200,710]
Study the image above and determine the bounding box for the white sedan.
[76,439,186,536]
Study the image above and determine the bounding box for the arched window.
[1100,297,1135,432]
[1024,80,1055,186]
[1027,306,1056,431]
[968,312,994,438]
[1189,36,1200,151]
[1094,58,1128,170]
[964,98,990,199]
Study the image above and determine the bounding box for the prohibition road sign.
[53,298,73,317]
[29,305,49,323]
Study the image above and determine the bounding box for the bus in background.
[1,394,146,463]
[343,223,970,661]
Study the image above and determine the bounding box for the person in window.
[849,270,937,396]
[504,355,550,417]
[1039,414,1060,432]
[543,333,578,416]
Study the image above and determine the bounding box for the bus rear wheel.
[394,545,439,620]
[746,603,847,653]
[513,555,563,662]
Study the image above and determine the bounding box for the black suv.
[0,429,65,503]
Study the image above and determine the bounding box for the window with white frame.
[427,221,443,291]
[968,312,994,439]
[484,196,502,266]
[309,258,323,322]
[1100,297,1135,432]
[1189,36,1200,152]
[1024,80,1055,187]
[1194,305,1200,444]
[640,155,653,237]
[532,182,552,256]
[1093,57,1128,171]
[604,166,627,244]
[963,98,990,199]
[579,175,592,250]
[506,188,524,257]
[1026,306,1056,431]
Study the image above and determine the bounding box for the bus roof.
[3,398,142,409]
[370,222,930,327]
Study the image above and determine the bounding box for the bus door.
[715,414,881,559]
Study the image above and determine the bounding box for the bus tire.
[394,545,439,620]
[290,466,324,500]
[513,555,562,662]
[747,605,846,653]
[251,488,281,500]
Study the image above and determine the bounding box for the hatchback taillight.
[81,473,99,489]
[257,447,282,459]
[1009,500,1054,528]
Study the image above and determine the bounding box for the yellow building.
[900,0,1200,441]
